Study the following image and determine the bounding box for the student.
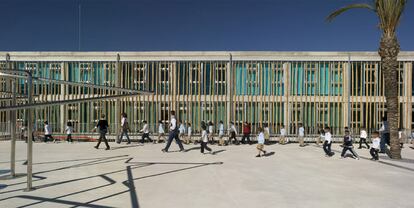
[316,125,324,146]
[218,121,225,146]
[279,125,287,145]
[228,122,239,145]
[93,114,110,150]
[140,120,152,143]
[399,128,405,148]
[44,121,54,143]
[264,123,270,145]
[358,126,370,149]
[370,131,381,161]
[340,130,360,160]
[256,127,267,157]
[208,121,215,144]
[184,123,192,145]
[65,122,74,143]
[117,113,131,144]
[323,126,334,157]
[298,123,305,147]
[241,122,251,145]
[156,120,166,143]
[162,111,185,152]
[179,120,186,141]
[200,121,212,154]
[378,117,390,153]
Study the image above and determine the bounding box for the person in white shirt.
[316,125,324,146]
[256,127,267,157]
[263,123,270,145]
[65,121,74,143]
[43,121,54,143]
[139,120,152,144]
[208,121,215,144]
[162,111,185,152]
[358,126,370,149]
[117,113,131,144]
[298,124,305,147]
[323,126,334,157]
[370,131,381,161]
[179,120,186,140]
[218,121,225,146]
[279,125,287,145]
[156,120,166,143]
[200,121,212,154]
[184,123,192,144]
[227,121,239,145]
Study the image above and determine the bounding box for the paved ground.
[0,141,413,208]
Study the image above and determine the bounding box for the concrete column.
[403,62,412,131]
[60,62,66,132]
[115,54,121,132]
[227,54,233,125]
[343,60,351,129]
[283,62,290,134]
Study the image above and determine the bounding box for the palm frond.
[376,0,407,36]
[326,3,375,22]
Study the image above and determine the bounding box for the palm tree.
[327,0,407,159]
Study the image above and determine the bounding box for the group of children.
[319,126,381,161]
[28,115,412,160]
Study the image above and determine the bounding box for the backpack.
[122,121,129,131]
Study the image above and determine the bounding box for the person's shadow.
[262,151,275,157]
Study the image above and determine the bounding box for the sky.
[0,0,412,51]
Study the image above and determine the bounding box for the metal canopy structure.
[0,69,152,191]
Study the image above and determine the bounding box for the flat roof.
[1,51,414,62]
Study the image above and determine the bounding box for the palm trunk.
[378,35,401,159]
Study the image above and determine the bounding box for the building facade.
[1,51,413,136]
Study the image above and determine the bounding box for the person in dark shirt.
[340,130,359,160]
[241,122,251,145]
[93,114,110,150]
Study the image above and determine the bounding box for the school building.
[1,51,413,135]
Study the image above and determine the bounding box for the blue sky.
[0,0,412,51]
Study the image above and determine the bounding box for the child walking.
[256,127,267,157]
[279,125,287,145]
[185,123,192,144]
[298,123,305,147]
[341,130,360,160]
[200,122,212,154]
[156,120,166,143]
[44,121,54,143]
[140,120,152,144]
[228,122,239,145]
[65,122,74,143]
[358,126,370,149]
[264,124,270,145]
[370,131,381,161]
[208,121,215,144]
[323,126,334,157]
[218,121,225,146]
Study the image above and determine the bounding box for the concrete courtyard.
[0,141,413,208]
